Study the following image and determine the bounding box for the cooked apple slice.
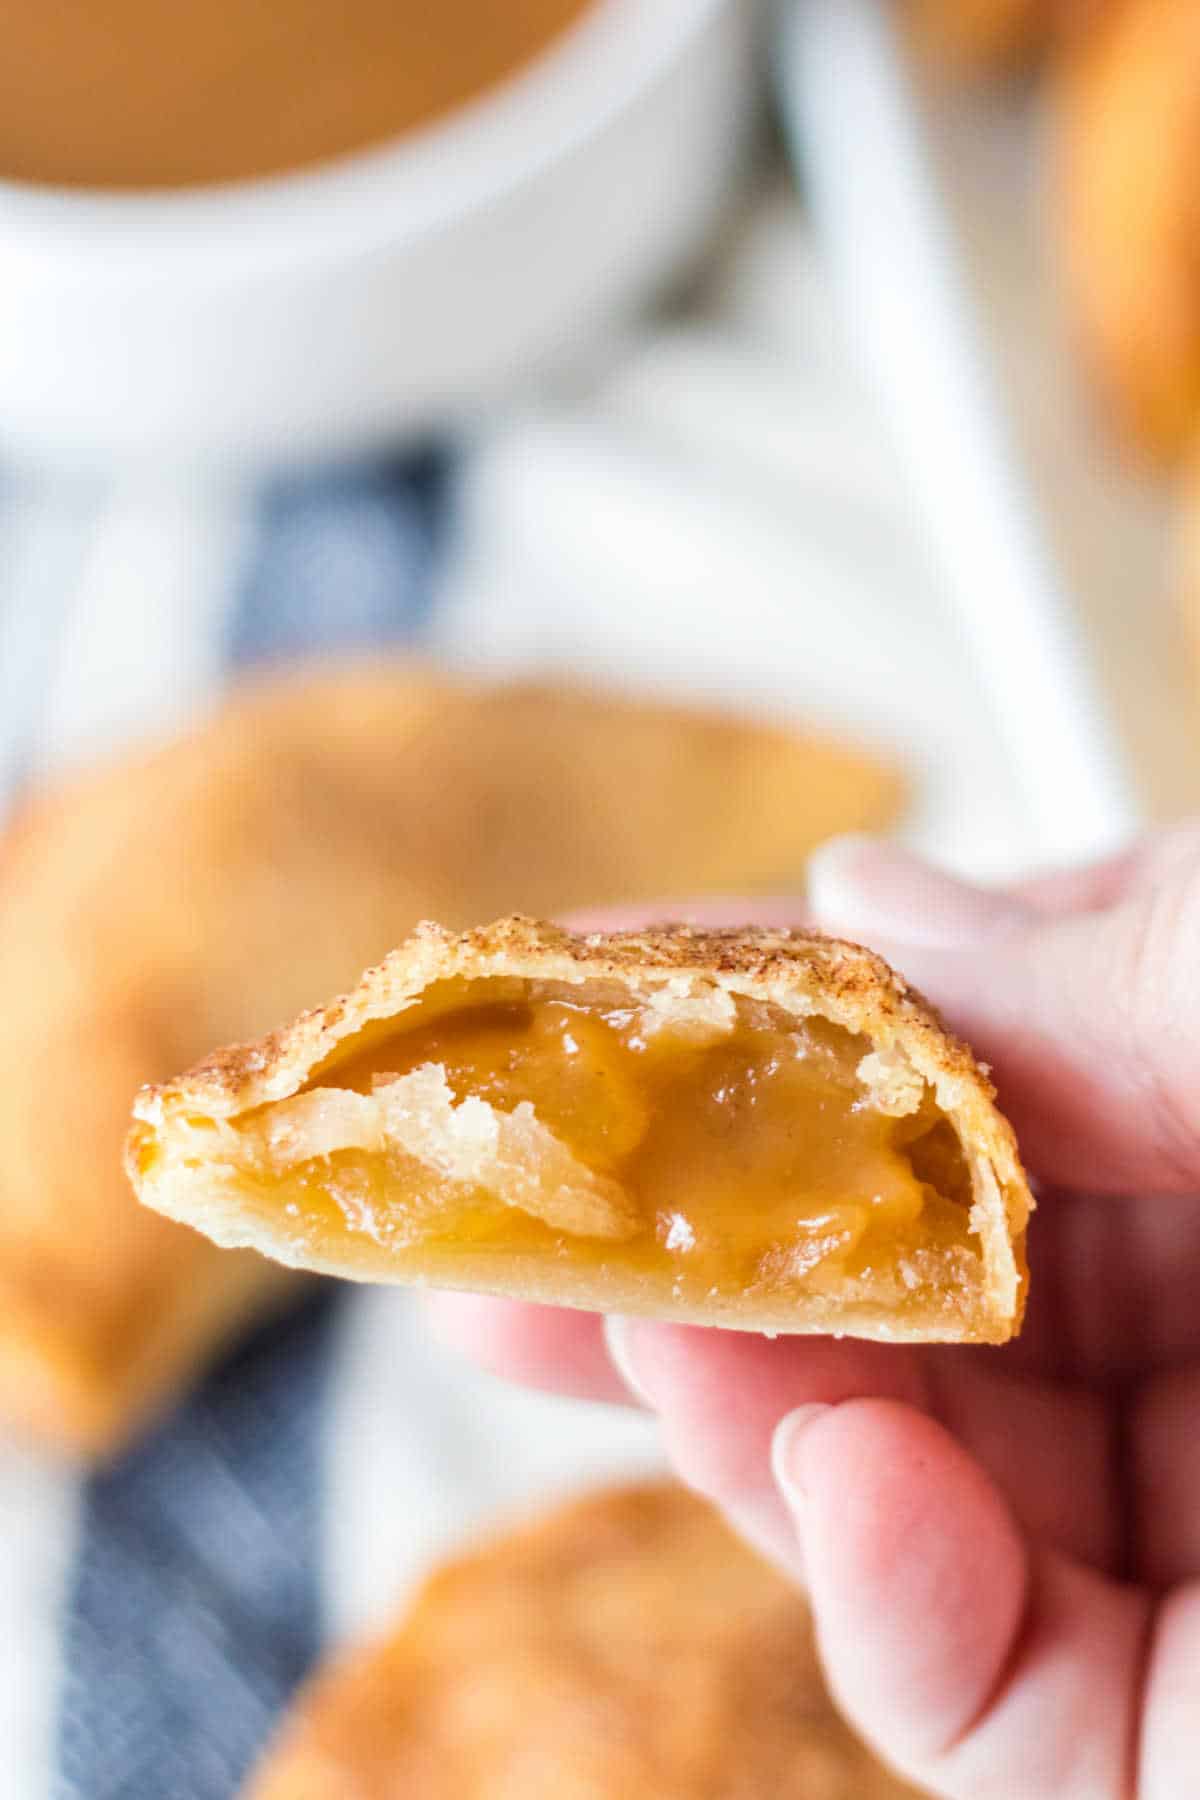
[128,918,1033,1344]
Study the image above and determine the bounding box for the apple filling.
[206,980,983,1313]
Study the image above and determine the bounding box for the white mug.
[0,0,755,471]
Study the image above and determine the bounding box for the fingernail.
[807,836,1028,949]
[604,1316,654,1409]
[771,1404,833,1509]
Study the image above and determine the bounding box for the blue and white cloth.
[0,194,1039,1800]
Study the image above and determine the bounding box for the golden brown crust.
[143,916,983,1114]
[246,1480,926,1800]
[1055,0,1200,464]
[0,1253,297,1456]
[907,0,1049,77]
[2,666,898,1456]
[130,916,1032,1344]
[0,659,457,1456]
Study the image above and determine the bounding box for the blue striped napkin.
[53,448,452,1800]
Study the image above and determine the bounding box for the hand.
[427,824,1200,1799]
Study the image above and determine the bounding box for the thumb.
[808,834,1200,1195]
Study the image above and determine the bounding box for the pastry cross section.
[128,918,1033,1343]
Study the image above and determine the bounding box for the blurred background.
[1,0,1198,1793]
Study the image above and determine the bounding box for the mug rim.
[0,0,728,273]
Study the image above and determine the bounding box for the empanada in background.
[131,916,1030,1346]
[907,0,1050,76]
[246,1480,927,1799]
[1056,0,1200,464]
[0,662,898,1456]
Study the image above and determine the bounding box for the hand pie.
[0,661,448,1458]
[0,665,898,1456]
[1056,0,1200,463]
[906,0,1049,76]
[130,917,1032,1344]
[245,1480,927,1799]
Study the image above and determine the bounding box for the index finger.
[809,838,1200,1195]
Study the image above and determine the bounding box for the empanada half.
[130,918,1031,1343]
[245,1480,926,1799]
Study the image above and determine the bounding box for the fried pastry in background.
[384,681,901,912]
[246,1480,926,1799]
[1056,0,1200,464]
[1,663,899,1456]
[907,0,1050,77]
[1175,435,1200,665]
[130,915,1029,1345]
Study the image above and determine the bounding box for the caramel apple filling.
[196,980,983,1314]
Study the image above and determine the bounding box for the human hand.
[427,824,1200,1798]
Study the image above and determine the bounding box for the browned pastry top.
[146,916,982,1112]
[248,1481,928,1798]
